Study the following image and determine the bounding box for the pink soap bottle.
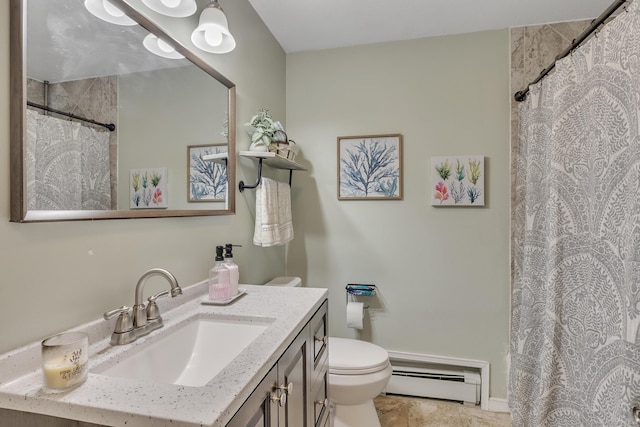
[209,246,230,300]
[223,243,240,296]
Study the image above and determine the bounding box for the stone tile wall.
[510,20,591,151]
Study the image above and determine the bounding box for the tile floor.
[374,395,512,427]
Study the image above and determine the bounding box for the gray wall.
[0,0,287,354]
[285,30,511,398]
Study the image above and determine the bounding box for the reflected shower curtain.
[511,1,640,426]
[26,109,112,210]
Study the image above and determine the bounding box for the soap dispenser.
[209,246,230,301]
[223,243,240,296]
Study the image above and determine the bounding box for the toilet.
[265,277,392,427]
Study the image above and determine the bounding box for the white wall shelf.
[239,151,306,171]
[238,151,307,192]
[202,152,228,164]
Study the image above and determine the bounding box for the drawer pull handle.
[315,398,329,408]
[314,336,328,344]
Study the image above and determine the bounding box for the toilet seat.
[329,337,389,375]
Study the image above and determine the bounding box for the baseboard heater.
[385,357,482,405]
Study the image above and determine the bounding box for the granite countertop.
[0,282,328,426]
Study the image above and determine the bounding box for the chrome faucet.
[104,268,182,345]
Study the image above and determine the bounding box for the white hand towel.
[253,177,294,247]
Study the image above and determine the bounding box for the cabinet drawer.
[309,301,328,369]
[311,370,329,427]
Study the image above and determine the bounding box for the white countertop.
[0,282,328,426]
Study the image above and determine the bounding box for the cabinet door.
[277,328,308,427]
[228,365,279,427]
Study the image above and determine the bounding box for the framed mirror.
[10,0,236,222]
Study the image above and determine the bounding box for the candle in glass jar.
[43,354,88,390]
[41,332,88,392]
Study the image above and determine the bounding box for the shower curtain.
[510,1,640,426]
[26,109,112,210]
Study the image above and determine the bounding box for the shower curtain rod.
[514,0,628,102]
[27,101,116,132]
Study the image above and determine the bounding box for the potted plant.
[245,108,280,152]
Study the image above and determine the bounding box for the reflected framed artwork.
[130,168,168,209]
[338,134,403,200]
[188,144,228,202]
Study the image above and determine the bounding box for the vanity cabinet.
[228,300,329,427]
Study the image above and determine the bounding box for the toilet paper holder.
[345,284,376,308]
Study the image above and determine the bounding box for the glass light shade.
[191,3,236,54]
[141,0,197,17]
[143,34,185,59]
[84,0,137,26]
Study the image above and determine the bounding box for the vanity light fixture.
[84,0,137,26]
[142,0,197,18]
[143,34,185,59]
[191,0,236,54]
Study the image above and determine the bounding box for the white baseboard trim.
[488,397,510,413]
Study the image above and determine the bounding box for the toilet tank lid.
[265,277,302,287]
[328,337,389,374]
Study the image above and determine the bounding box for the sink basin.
[97,316,272,387]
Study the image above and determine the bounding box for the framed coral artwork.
[187,144,228,202]
[338,134,403,200]
[431,155,484,206]
[130,168,168,209]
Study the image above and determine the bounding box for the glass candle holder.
[41,332,88,392]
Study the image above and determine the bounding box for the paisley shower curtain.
[26,109,112,210]
[510,1,640,425]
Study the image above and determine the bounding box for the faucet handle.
[148,290,170,303]
[104,305,130,320]
[103,306,134,334]
[146,290,170,321]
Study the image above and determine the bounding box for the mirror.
[10,0,236,222]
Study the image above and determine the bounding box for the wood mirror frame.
[9,0,236,222]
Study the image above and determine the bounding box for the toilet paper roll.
[346,301,364,330]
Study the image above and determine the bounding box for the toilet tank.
[265,277,302,287]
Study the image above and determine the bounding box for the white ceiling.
[247,0,615,53]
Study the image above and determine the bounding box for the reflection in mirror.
[10,0,236,222]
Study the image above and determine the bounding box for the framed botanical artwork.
[430,155,485,206]
[338,134,403,200]
[187,144,228,202]
[130,168,168,209]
